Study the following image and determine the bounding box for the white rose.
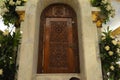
[3,0,7,3]
[0,69,3,75]
[108,51,114,56]
[102,0,108,4]
[9,57,12,59]
[9,0,15,6]
[0,12,4,16]
[110,10,115,18]
[112,40,117,45]
[0,1,5,8]
[101,37,106,40]
[110,35,115,39]
[3,29,9,36]
[20,31,23,34]
[118,53,120,56]
[118,42,120,45]
[118,64,120,68]
[107,72,110,76]
[0,8,4,15]
[106,4,112,11]
[117,48,120,53]
[3,7,9,12]
[105,46,110,51]
[0,7,9,16]
[16,0,21,5]
[110,66,114,71]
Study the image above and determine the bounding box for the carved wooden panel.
[43,4,76,18]
[49,43,68,68]
[44,18,75,73]
[37,4,80,73]
[53,6,65,17]
[50,21,68,42]
[49,20,68,69]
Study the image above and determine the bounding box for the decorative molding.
[111,27,120,36]
[92,7,102,28]
[16,6,26,21]
[53,6,65,17]
[92,11,100,22]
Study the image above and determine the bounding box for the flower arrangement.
[99,27,120,80]
[0,29,21,80]
[0,0,25,79]
[91,0,115,23]
[0,0,26,27]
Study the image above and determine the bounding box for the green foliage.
[0,30,21,79]
[0,0,26,27]
[0,30,21,80]
[91,0,102,7]
[2,7,19,27]
[99,27,120,80]
[90,0,115,23]
[0,0,26,79]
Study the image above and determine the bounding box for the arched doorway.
[37,4,80,73]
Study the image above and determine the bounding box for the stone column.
[17,0,40,80]
[78,0,103,80]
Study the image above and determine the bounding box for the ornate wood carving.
[44,18,74,73]
[43,4,76,18]
[49,43,68,68]
[53,6,65,17]
[49,21,68,69]
[50,21,68,42]
[37,4,80,73]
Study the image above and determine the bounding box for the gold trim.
[92,11,102,28]
[16,6,25,21]
[92,11,100,22]
[111,27,120,36]
[17,11,25,21]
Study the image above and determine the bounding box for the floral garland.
[0,29,21,80]
[99,27,120,80]
[0,0,25,80]
[91,0,115,23]
[0,0,26,27]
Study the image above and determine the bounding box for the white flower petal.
[3,29,9,36]
[0,69,3,75]
[108,51,114,56]
[112,40,117,45]
[105,46,110,51]
[110,66,114,71]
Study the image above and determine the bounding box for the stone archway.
[17,0,103,80]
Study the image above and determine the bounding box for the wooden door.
[44,18,74,73]
[37,4,80,73]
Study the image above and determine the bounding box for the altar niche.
[37,4,80,73]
